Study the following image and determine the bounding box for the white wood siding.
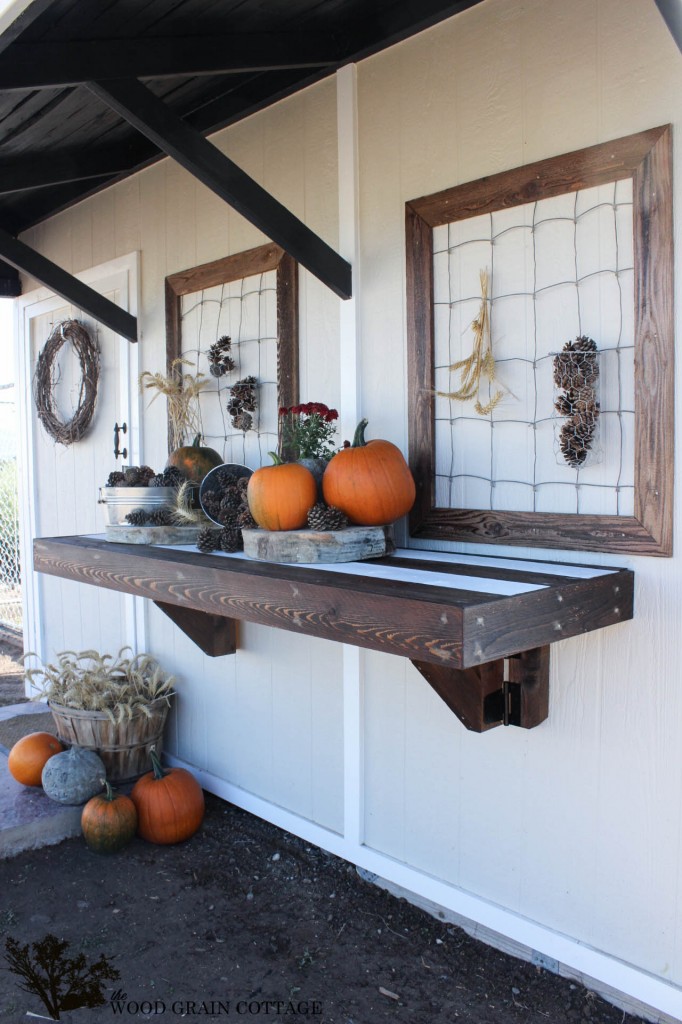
[16,1,682,1017]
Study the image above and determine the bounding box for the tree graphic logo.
[3,933,120,1020]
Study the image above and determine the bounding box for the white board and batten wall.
[14,1,682,1020]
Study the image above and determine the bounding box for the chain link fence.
[0,382,21,638]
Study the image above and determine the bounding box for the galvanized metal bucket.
[97,486,176,526]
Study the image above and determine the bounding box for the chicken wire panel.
[433,179,635,518]
[0,384,21,633]
[180,269,279,469]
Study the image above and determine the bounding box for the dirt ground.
[0,639,647,1024]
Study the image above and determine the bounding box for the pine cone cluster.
[197,470,252,554]
[196,525,244,554]
[227,376,257,432]
[306,503,349,531]
[201,472,250,527]
[124,505,175,527]
[106,465,156,487]
[149,466,185,488]
[106,464,182,488]
[553,336,600,468]
[208,335,235,378]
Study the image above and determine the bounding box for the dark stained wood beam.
[0,35,342,90]
[154,601,237,657]
[0,150,126,195]
[0,227,137,340]
[87,78,352,300]
[0,260,20,296]
[0,0,56,58]
[654,0,682,51]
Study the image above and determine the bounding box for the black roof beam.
[87,78,352,301]
[0,149,126,195]
[0,35,343,90]
[0,228,137,341]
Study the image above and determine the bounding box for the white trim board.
[15,252,146,665]
[166,752,682,1024]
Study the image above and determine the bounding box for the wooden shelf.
[33,535,634,733]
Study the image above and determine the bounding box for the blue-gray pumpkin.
[41,746,107,805]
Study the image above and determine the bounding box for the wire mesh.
[179,269,279,469]
[0,382,21,634]
[433,179,634,518]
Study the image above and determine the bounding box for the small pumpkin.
[81,780,138,854]
[41,746,107,805]
[130,748,204,845]
[322,418,416,526]
[8,731,64,787]
[166,433,223,484]
[247,453,317,531]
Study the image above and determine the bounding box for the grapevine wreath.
[33,319,100,445]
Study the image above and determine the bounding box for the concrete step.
[0,703,82,859]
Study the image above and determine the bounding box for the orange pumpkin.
[81,780,138,854]
[166,434,223,484]
[130,749,204,845]
[247,453,317,531]
[322,418,416,526]
[8,731,64,787]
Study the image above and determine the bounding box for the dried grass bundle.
[139,358,210,451]
[171,480,212,526]
[437,269,503,416]
[25,647,175,725]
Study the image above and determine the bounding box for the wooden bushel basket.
[48,697,172,784]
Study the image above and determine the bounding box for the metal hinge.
[483,680,522,727]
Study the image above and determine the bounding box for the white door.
[16,254,145,670]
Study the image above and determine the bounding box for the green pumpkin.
[166,434,222,484]
[41,746,107,805]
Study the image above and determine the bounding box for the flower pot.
[49,697,172,784]
[296,457,328,499]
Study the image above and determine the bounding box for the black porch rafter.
[0,35,342,90]
[87,78,352,301]
[0,227,138,341]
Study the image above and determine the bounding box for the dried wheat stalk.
[24,647,175,725]
[139,358,210,451]
[437,269,503,416]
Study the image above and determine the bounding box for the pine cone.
[197,527,221,553]
[213,468,239,489]
[106,471,126,487]
[123,466,142,486]
[137,465,156,486]
[231,411,253,432]
[237,508,257,530]
[221,484,243,511]
[148,507,173,526]
[219,526,243,553]
[208,336,235,377]
[306,503,349,531]
[125,508,150,526]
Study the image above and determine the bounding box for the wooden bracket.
[411,646,549,732]
[153,601,237,658]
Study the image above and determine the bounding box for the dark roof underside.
[0,0,486,237]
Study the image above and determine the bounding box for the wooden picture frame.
[406,125,673,555]
[165,242,299,450]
